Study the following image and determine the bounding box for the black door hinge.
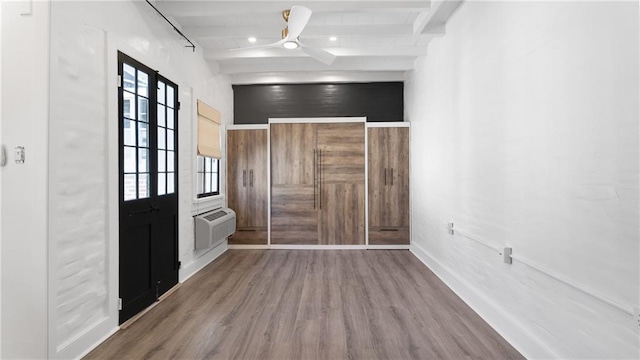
[177,261,182,269]
[177,101,181,110]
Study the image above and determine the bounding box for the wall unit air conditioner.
[194,208,236,250]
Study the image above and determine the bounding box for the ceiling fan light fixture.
[283,40,299,49]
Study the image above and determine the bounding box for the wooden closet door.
[367,127,388,229]
[368,126,410,245]
[227,130,249,229]
[246,129,268,231]
[385,127,410,228]
[317,123,365,245]
[270,123,319,244]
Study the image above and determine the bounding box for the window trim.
[196,155,220,198]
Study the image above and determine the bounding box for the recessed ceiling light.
[329,36,337,41]
[248,37,257,43]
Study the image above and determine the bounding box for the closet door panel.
[271,123,319,244]
[270,123,316,186]
[271,185,318,244]
[320,183,365,245]
[228,129,268,245]
[317,123,365,245]
[316,123,365,185]
[367,126,410,245]
[246,129,268,229]
[226,130,249,228]
[386,127,410,227]
[367,127,387,228]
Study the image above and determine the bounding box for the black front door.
[118,52,179,324]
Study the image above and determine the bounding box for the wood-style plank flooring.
[85,250,523,360]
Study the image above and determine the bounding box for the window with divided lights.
[120,56,178,202]
[157,81,177,196]
[122,63,151,201]
[196,156,219,198]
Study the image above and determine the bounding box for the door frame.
[117,51,179,324]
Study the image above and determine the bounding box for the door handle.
[384,168,387,186]
[243,170,246,187]
[250,170,254,187]
[390,168,394,186]
[128,204,157,217]
[128,208,150,217]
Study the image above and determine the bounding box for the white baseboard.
[409,242,558,360]
[54,317,118,360]
[228,244,270,250]
[269,245,367,250]
[179,240,228,282]
[228,245,409,250]
[367,245,410,250]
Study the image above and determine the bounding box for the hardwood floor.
[85,250,523,360]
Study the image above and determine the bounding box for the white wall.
[0,1,3,356]
[48,1,232,358]
[1,1,50,358]
[405,1,639,359]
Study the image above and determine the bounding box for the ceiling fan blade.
[299,42,336,65]
[230,39,285,52]
[286,6,312,39]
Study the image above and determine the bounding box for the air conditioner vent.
[204,210,228,222]
[194,208,236,250]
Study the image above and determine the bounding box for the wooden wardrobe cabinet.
[368,126,410,245]
[227,128,268,244]
[271,122,365,245]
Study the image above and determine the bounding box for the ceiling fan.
[231,6,336,65]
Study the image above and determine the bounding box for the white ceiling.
[155,0,462,84]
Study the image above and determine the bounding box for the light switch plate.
[502,247,512,264]
[15,146,25,164]
[0,145,6,166]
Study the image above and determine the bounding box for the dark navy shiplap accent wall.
[232,82,404,124]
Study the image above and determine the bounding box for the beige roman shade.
[197,100,222,159]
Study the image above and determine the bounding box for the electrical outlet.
[447,222,454,235]
[634,307,640,330]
